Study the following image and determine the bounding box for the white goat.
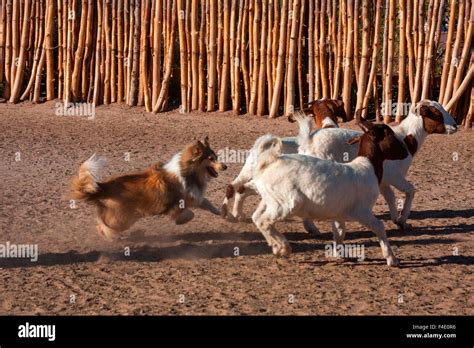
[221,99,346,235]
[251,116,409,266]
[297,100,457,235]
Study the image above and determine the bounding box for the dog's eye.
[208,156,214,161]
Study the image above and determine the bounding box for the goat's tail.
[70,154,107,201]
[294,111,314,149]
[253,134,283,174]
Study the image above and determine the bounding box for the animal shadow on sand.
[305,255,473,268]
[377,208,474,220]
[0,229,326,269]
[343,222,474,240]
[0,221,470,269]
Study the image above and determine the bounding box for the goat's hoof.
[387,257,400,267]
[226,214,237,223]
[395,221,412,231]
[220,205,228,218]
[272,242,292,257]
[303,221,321,236]
[237,215,248,223]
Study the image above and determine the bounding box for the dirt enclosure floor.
[0,101,473,315]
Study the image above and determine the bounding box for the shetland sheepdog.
[70,137,227,240]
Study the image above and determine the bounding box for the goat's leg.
[232,184,258,221]
[221,172,252,219]
[391,178,416,230]
[355,213,399,267]
[303,219,321,236]
[331,221,346,244]
[251,201,276,246]
[380,184,399,223]
[252,201,291,257]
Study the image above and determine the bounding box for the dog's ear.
[191,140,205,160]
[203,136,210,147]
[196,140,206,149]
[346,136,362,145]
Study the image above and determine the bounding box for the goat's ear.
[419,105,430,117]
[346,136,362,145]
[304,107,314,115]
[419,105,441,117]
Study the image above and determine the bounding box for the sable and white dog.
[70,137,227,240]
[221,98,346,235]
[297,100,457,234]
[250,114,409,266]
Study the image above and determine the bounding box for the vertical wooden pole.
[397,0,407,122]
[256,0,267,115]
[285,0,300,116]
[248,0,260,115]
[342,0,354,119]
[207,0,216,111]
[219,0,230,111]
[9,0,31,103]
[269,0,287,118]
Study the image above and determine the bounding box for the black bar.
[0,316,472,346]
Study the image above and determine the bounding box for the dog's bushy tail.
[294,111,313,150]
[70,154,107,201]
[253,134,282,174]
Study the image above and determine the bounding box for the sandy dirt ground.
[0,101,472,315]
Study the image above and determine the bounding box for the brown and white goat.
[221,99,347,236]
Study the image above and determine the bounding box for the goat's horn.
[355,107,371,132]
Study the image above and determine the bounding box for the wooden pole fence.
[0,0,472,127]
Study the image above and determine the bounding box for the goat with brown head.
[350,109,409,183]
[288,99,347,128]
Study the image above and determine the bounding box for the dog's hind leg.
[96,205,134,241]
[96,218,122,241]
